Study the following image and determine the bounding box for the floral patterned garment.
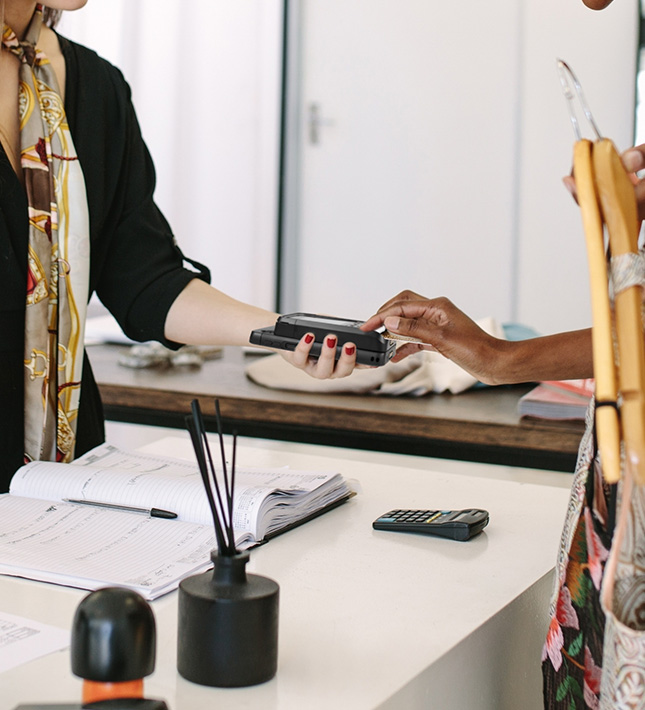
[542,401,617,710]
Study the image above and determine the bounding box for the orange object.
[82,678,144,705]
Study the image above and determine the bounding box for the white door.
[284,0,521,322]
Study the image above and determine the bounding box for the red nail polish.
[305,333,314,344]
[326,336,336,348]
[346,345,355,356]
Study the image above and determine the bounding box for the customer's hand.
[563,143,645,222]
[361,291,508,385]
[619,145,645,222]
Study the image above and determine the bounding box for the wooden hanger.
[558,60,645,484]
[573,138,622,483]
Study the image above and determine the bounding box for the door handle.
[308,103,334,145]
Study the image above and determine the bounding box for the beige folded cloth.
[245,317,504,396]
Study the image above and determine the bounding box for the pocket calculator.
[372,508,489,541]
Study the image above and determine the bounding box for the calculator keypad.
[378,509,449,524]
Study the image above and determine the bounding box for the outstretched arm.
[361,291,593,385]
[164,278,358,379]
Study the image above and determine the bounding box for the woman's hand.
[563,143,645,222]
[164,280,359,379]
[620,146,645,221]
[361,292,508,385]
[280,332,358,379]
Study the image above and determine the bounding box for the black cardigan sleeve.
[59,36,210,347]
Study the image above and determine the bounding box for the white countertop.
[3,428,572,710]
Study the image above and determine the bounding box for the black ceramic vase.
[177,550,279,687]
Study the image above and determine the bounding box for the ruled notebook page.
[0,496,214,599]
[9,444,213,524]
[8,443,345,536]
[0,444,349,596]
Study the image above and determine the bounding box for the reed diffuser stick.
[185,399,238,556]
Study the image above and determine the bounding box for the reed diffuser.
[177,399,279,687]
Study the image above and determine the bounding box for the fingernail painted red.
[305,333,314,344]
[326,336,336,348]
[346,345,355,355]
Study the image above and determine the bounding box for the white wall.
[516,0,639,334]
[58,1,283,311]
[285,0,639,335]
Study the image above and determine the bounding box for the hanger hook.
[556,59,603,142]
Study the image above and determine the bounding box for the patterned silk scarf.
[2,5,90,463]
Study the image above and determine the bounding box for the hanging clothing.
[542,400,617,709]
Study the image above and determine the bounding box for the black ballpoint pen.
[63,498,178,519]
